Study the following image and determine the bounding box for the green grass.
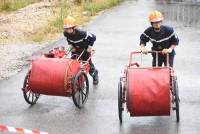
[1,0,122,43]
[34,0,123,42]
[83,0,122,15]
[30,25,57,43]
[0,0,41,11]
[50,0,123,30]
[51,0,69,30]
[30,0,70,42]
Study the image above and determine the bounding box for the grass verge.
[0,0,41,12]
[1,0,123,43]
[83,0,122,15]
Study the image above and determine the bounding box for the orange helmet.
[63,16,76,29]
[148,11,164,22]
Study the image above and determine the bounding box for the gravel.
[0,1,62,80]
[0,43,48,80]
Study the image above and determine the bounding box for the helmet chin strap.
[68,27,75,35]
[72,28,76,35]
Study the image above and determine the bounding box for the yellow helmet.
[148,11,164,22]
[63,16,76,29]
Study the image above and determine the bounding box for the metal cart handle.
[81,50,95,67]
[129,51,169,67]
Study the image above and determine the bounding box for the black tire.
[72,71,89,109]
[118,81,123,123]
[23,71,40,105]
[174,79,180,122]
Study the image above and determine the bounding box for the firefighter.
[139,11,179,67]
[63,16,99,85]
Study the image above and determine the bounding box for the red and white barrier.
[0,124,50,134]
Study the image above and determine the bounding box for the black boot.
[92,70,99,85]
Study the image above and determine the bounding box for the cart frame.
[22,47,94,109]
[118,51,180,123]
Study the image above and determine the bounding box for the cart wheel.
[23,71,40,105]
[72,71,89,109]
[118,81,123,123]
[173,78,180,122]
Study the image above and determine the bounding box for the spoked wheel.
[72,71,89,109]
[174,79,180,122]
[118,81,124,123]
[22,71,40,105]
[173,77,180,122]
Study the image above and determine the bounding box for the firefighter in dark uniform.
[140,11,179,67]
[63,16,99,85]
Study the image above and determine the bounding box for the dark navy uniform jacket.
[140,25,179,55]
[64,29,96,49]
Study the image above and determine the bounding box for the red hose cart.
[118,51,180,123]
[22,47,93,109]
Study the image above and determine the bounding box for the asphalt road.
[0,0,200,134]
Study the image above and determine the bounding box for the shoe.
[93,70,99,85]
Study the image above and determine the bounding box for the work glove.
[162,48,172,54]
[140,46,148,54]
[87,46,93,53]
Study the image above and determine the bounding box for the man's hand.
[87,46,93,53]
[162,48,172,54]
[140,46,148,54]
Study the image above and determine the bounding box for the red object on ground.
[29,57,81,96]
[0,124,49,134]
[127,67,171,116]
[0,124,7,132]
